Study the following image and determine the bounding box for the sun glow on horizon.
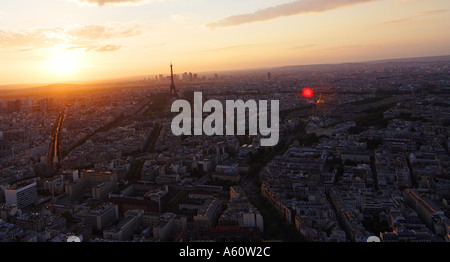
[48,53,79,77]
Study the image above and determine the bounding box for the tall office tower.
[23,96,31,107]
[169,62,178,99]
[182,72,189,81]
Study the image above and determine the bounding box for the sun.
[49,54,78,76]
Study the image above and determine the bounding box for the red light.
[302,88,314,98]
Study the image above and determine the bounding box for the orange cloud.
[0,28,65,48]
[0,24,142,50]
[207,0,378,29]
[66,44,122,52]
[91,44,122,52]
[382,9,448,24]
[76,0,150,6]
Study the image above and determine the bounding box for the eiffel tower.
[169,62,178,99]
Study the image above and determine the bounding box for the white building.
[3,180,38,209]
[240,210,264,233]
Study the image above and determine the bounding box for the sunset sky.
[0,0,449,85]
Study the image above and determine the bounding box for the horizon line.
[1,53,449,89]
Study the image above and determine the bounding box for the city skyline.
[0,46,448,243]
[1,0,450,85]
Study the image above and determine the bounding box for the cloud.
[0,28,66,49]
[66,45,92,50]
[66,24,142,43]
[293,43,318,49]
[396,0,409,6]
[206,0,377,29]
[75,0,156,6]
[91,44,122,52]
[382,9,448,24]
[0,24,142,50]
[204,44,256,53]
[66,44,122,52]
[18,48,33,52]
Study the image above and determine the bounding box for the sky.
[0,0,449,85]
